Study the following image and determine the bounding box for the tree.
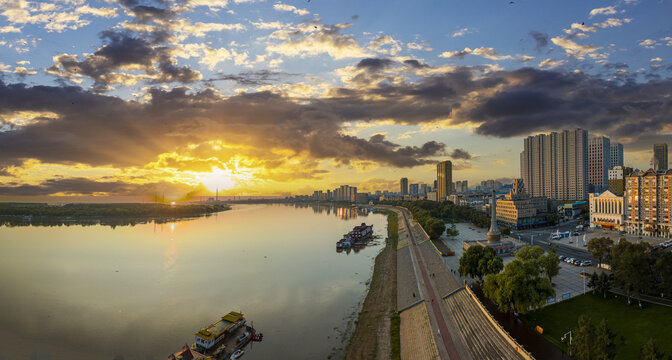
[501,227,511,235]
[515,245,545,261]
[588,272,614,299]
[540,248,560,283]
[483,248,554,314]
[459,246,503,281]
[611,240,654,306]
[594,319,616,360]
[655,252,672,298]
[640,338,665,360]
[588,237,614,266]
[571,315,595,360]
[425,218,445,239]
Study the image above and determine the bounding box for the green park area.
[522,292,672,360]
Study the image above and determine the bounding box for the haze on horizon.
[0,0,671,201]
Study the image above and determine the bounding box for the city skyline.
[1,0,672,200]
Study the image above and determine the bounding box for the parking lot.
[550,260,599,304]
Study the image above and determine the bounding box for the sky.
[0,0,671,200]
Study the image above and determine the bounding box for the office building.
[610,143,623,168]
[409,183,419,196]
[437,160,452,201]
[420,183,428,195]
[625,169,672,237]
[496,179,549,229]
[589,191,624,231]
[520,128,588,200]
[588,136,611,193]
[608,166,633,196]
[400,178,408,195]
[653,144,668,171]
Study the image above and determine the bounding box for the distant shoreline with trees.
[0,202,231,227]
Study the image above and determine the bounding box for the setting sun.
[198,168,239,193]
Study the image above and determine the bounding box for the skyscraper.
[588,136,610,193]
[419,183,428,195]
[653,144,668,171]
[610,142,623,168]
[400,177,408,195]
[437,160,452,201]
[521,128,588,200]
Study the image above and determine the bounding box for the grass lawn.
[521,292,672,359]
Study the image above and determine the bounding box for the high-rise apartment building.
[653,144,668,171]
[610,143,623,168]
[437,160,452,201]
[400,178,408,195]
[454,180,468,193]
[419,183,428,195]
[588,136,611,193]
[625,169,672,237]
[520,128,588,200]
[608,166,633,196]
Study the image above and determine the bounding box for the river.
[0,204,387,360]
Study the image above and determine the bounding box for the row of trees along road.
[378,199,493,235]
[587,237,672,305]
[458,245,560,314]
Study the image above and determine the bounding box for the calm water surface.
[0,204,387,360]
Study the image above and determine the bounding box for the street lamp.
[561,330,573,356]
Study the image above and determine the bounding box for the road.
[512,220,596,263]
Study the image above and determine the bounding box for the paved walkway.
[400,303,440,360]
[398,207,466,360]
[609,288,672,307]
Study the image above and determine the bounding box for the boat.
[336,223,373,249]
[236,332,250,343]
[252,333,264,342]
[194,311,246,351]
[230,349,244,359]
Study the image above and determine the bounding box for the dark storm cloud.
[356,58,394,71]
[128,5,176,22]
[403,59,429,68]
[0,177,190,196]
[529,31,549,51]
[205,70,293,86]
[603,62,629,70]
[0,80,445,169]
[449,148,472,160]
[4,65,672,172]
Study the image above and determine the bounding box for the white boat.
[230,349,244,359]
[236,332,250,343]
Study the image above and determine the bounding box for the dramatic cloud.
[266,21,370,59]
[551,36,601,59]
[47,30,201,90]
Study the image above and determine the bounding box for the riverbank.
[0,202,230,227]
[345,210,398,359]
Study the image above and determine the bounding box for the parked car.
[565,258,574,264]
[580,260,592,267]
[559,255,566,261]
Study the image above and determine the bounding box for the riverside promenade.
[384,205,533,360]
